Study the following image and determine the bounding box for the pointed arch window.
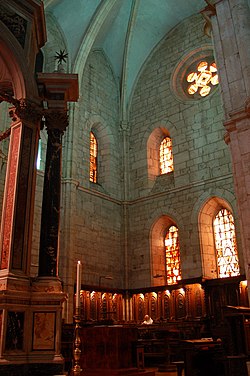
[213,209,240,278]
[159,137,173,175]
[90,131,97,183]
[165,225,181,284]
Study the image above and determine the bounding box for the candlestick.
[76,260,81,308]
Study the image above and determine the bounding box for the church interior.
[0,0,250,375]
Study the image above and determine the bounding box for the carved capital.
[8,99,42,125]
[44,110,68,132]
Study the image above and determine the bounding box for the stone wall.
[127,14,239,288]
[29,13,243,304]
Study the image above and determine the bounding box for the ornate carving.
[0,127,11,141]
[0,92,19,106]
[0,93,43,126]
[9,100,42,124]
[44,110,69,132]
[200,1,216,37]
[0,4,27,48]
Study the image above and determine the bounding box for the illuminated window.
[159,137,173,174]
[36,139,42,170]
[186,61,219,97]
[165,225,181,284]
[90,131,97,183]
[213,209,240,278]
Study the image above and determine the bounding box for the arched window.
[159,137,173,175]
[213,208,240,278]
[90,131,97,183]
[165,225,181,284]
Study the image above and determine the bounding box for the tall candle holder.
[72,307,82,376]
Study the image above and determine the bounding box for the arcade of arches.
[0,1,249,375]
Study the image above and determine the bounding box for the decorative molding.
[9,101,42,125]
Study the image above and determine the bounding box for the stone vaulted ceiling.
[44,0,207,118]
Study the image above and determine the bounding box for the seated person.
[142,315,153,325]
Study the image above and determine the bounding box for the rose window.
[186,61,219,97]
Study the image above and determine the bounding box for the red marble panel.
[0,124,21,269]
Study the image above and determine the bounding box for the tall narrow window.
[36,138,42,170]
[159,137,173,175]
[165,225,181,284]
[90,131,97,183]
[213,209,240,278]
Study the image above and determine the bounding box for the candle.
[76,261,81,308]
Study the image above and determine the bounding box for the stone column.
[203,0,250,296]
[38,111,68,277]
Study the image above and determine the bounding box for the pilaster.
[204,0,250,301]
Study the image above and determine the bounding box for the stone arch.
[0,39,25,99]
[147,127,172,181]
[0,19,41,99]
[198,194,241,278]
[129,120,178,194]
[149,207,184,286]
[88,114,118,196]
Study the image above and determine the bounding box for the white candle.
[76,261,81,308]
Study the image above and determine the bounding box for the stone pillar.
[39,112,68,277]
[203,0,250,297]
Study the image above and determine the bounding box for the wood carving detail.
[0,4,27,48]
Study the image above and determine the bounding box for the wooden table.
[180,339,223,376]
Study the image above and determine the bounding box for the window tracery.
[159,137,173,175]
[90,131,97,183]
[213,208,240,278]
[186,61,219,97]
[165,225,181,284]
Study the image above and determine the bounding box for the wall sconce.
[99,275,113,286]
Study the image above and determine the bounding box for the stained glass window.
[186,61,219,97]
[165,225,181,284]
[90,131,97,183]
[160,137,173,174]
[213,209,240,278]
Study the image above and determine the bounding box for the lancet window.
[213,208,240,278]
[90,131,97,183]
[165,225,181,284]
[159,136,173,175]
